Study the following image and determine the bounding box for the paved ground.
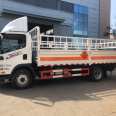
[0,71,116,116]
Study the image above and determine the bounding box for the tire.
[12,69,32,89]
[90,66,104,81]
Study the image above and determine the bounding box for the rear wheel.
[90,66,104,81]
[12,69,32,89]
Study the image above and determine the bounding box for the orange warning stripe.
[91,56,116,60]
[40,56,89,61]
[40,55,116,62]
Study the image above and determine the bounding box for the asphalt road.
[0,71,116,116]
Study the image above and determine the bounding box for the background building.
[100,0,111,37]
[0,0,111,38]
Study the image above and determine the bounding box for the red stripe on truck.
[40,56,89,61]
[91,56,116,60]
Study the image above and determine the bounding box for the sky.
[111,0,116,29]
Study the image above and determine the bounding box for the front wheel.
[12,69,32,89]
[90,66,104,81]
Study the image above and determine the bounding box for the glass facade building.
[0,0,111,38]
[74,5,88,36]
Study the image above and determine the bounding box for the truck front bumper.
[0,75,12,83]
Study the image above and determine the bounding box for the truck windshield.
[0,34,26,54]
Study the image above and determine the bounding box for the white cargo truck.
[0,17,116,89]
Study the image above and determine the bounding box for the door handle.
[23,54,27,60]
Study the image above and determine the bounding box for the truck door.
[0,33,31,75]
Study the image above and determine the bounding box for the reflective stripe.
[72,69,81,71]
[53,75,64,78]
[72,74,82,77]
[53,70,63,73]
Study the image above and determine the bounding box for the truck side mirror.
[0,34,3,39]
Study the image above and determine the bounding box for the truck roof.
[1,17,28,33]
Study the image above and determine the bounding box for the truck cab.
[0,17,34,88]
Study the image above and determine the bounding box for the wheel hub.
[94,68,102,80]
[17,75,28,85]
